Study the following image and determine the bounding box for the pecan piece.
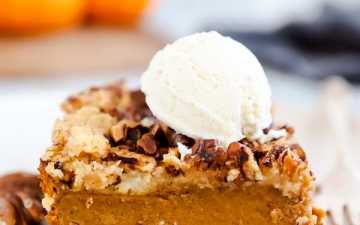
[110,120,140,142]
[227,142,250,166]
[192,139,216,154]
[110,122,128,142]
[137,133,157,155]
[171,134,194,147]
[0,173,45,225]
[149,123,161,136]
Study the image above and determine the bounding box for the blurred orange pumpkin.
[87,0,150,26]
[0,0,86,34]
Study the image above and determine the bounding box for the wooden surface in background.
[0,28,164,77]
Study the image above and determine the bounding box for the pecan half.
[0,173,45,225]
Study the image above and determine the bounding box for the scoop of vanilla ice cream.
[141,31,272,145]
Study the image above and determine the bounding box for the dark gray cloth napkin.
[217,5,360,83]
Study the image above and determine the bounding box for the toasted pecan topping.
[149,122,177,148]
[227,142,250,166]
[0,173,45,225]
[259,153,273,168]
[43,82,313,202]
[171,134,194,147]
[192,139,216,154]
[110,122,128,142]
[227,142,242,159]
[127,128,142,142]
[110,120,140,143]
[137,133,157,155]
[128,90,153,120]
[149,123,161,136]
[189,140,227,169]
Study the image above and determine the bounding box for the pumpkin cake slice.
[39,32,324,225]
[39,84,323,225]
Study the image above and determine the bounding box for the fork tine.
[327,210,338,225]
[343,205,355,225]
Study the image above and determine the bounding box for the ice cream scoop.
[141,31,272,146]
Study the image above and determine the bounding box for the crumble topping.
[39,82,319,224]
[116,171,152,194]
[67,160,123,190]
[53,106,116,157]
